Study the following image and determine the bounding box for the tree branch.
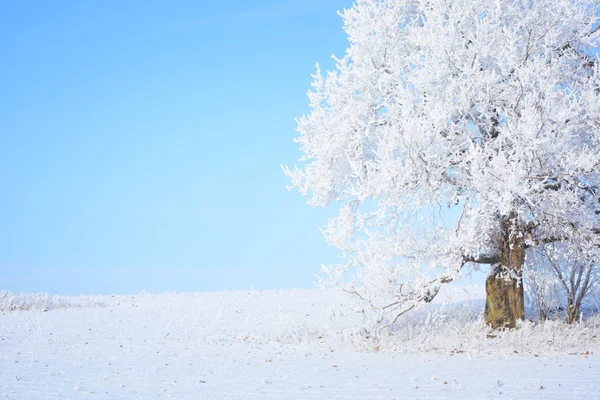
[526,227,600,248]
[464,253,500,265]
[380,250,501,328]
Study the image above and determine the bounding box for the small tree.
[526,244,599,323]
[285,0,600,328]
[524,249,565,321]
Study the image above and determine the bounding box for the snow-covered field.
[1,287,599,399]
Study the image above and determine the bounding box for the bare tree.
[524,250,564,321]
[526,244,599,323]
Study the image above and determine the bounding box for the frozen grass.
[1,286,598,355]
[204,285,600,356]
[329,300,600,355]
[0,291,105,312]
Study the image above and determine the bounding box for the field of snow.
[1,286,599,399]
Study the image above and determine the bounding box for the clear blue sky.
[0,0,354,295]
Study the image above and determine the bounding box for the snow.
[1,287,599,399]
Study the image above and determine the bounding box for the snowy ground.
[1,287,599,399]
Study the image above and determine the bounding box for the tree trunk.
[565,297,580,324]
[484,214,525,329]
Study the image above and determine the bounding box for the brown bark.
[566,296,581,324]
[484,213,525,329]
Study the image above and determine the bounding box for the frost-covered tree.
[285,0,600,328]
[523,250,563,321]
[526,244,599,323]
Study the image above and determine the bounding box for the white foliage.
[285,0,600,323]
